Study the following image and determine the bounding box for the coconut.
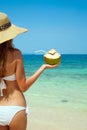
[44,49,61,65]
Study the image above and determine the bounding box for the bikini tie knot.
[0,79,6,96]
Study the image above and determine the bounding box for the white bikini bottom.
[0,106,30,126]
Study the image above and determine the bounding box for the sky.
[0,0,87,54]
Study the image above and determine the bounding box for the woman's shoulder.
[13,48,23,59]
[14,48,22,54]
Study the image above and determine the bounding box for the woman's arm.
[15,50,58,92]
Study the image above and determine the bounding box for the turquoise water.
[23,54,87,110]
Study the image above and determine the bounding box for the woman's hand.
[42,63,59,69]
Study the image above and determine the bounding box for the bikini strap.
[0,74,16,96]
[2,73,16,81]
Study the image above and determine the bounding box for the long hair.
[0,40,14,77]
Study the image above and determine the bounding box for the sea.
[23,54,87,111]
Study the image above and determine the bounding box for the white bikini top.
[0,74,16,96]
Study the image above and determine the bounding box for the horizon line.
[22,53,87,55]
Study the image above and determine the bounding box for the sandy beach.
[26,105,87,130]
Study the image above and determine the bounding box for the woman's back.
[0,48,26,107]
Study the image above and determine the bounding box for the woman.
[0,12,58,130]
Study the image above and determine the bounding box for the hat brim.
[0,24,28,44]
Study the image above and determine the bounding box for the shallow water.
[23,55,87,130]
[23,54,87,110]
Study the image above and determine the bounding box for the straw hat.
[0,12,28,44]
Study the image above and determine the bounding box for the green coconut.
[44,49,61,65]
